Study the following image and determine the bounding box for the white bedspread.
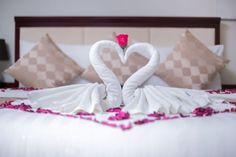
[1,108,236,157]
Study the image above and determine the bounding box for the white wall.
[221,21,236,84]
[0,0,235,84]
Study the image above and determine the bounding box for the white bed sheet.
[0,108,236,157]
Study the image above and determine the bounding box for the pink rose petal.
[108,111,130,121]
[134,119,155,125]
[106,107,122,113]
[120,123,132,130]
[76,111,94,116]
[192,107,214,116]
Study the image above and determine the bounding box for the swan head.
[89,40,126,64]
[124,42,160,63]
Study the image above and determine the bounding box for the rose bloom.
[116,34,128,49]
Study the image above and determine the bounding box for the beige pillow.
[155,30,228,89]
[5,34,84,88]
[81,48,148,84]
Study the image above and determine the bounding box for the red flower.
[116,34,128,50]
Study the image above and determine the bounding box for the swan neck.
[89,40,123,107]
[122,43,159,105]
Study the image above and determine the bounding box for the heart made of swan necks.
[28,40,123,114]
[122,43,160,108]
[122,43,236,114]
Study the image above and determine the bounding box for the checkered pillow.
[5,34,83,88]
[81,48,148,85]
[155,30,228,89]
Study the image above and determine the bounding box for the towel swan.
[28,40,124,113]
[122,43,236,114]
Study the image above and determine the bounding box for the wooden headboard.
[4,16,228,88]
[15,16,221,61]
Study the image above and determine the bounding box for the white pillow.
[20,40,224,89]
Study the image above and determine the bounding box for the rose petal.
[108,111,130,121]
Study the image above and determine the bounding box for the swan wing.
[122,88,150,114]
[123,85,236,114]
[121,42,235,115]
[27,40,123,114]
[28,83,106,113]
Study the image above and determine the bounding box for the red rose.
[116,34,128,50]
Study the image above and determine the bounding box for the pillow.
[20,40,92,68]
[156,44,224,62]
[155,30,229,89]
[153,45,224,89]
[131,40,224,89]
[81,48,148,84]
[81,44,225,88]
[5,34,83,88]
[20,40,91,86]
[19,37,225,89]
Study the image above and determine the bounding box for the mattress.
[0,88,236,157]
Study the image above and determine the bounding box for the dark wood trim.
[15,22,20,63]
[215,19,220,45]
[2,82,236,90]
[11,16,222,88]
[1,82,18,88]
[14,20,20,87]
[222,84,236,89]
[15,16,221,27]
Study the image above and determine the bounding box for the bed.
[1,16,236,157]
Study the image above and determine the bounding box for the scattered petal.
[108,111,130,121]
[106,107,122,113]
[134,119,155,125]
[192,107,214,116]
[76,111,94,116]
[120,123,132,130]
[147,112,165,119]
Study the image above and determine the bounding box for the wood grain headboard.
[4,16,228,88]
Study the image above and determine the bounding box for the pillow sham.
[155,30,228,89]
[5,34,83,88]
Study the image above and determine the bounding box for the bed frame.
[2,16,235,88]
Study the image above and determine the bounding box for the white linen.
[28,83,107,113]
[0,89,29,98]
[28,40,123,113]
[124,85,236,114]
[0,108,236,157]
[122,43,235,114]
